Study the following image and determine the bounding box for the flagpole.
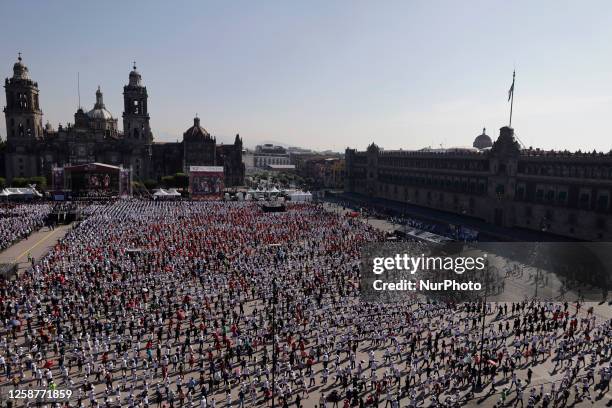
[509,70,515,127]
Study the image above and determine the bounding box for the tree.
[174,173,189,189]
[0,177,5,189]
[143,179,158,191]
[161,176,174,188]
[11,177,28,187]
[27,176,47,189]
[160,173,189,189]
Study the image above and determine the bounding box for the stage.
[52,162,132,200]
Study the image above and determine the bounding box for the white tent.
[154,188,180,199]
[153,189,169,197]
[4,187,42,198]
[289,191,313,202]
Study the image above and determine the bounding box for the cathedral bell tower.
[4,53,43,141]
[122,63,153,179]
[122,62,152,143]
[3,53,44,181]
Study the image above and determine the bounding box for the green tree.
[11,177,28,187]
[132,180,144,190]
[0,177,5,189]
[161,176,174,188]
[27,176,47,189]
[174,173,189,189]
[143,179,158,191]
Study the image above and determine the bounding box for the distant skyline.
[2,0,612,152]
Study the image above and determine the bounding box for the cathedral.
[2,55,245,186]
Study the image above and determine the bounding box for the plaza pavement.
[322,201,612,407]
[0,224,73,274]
[1,206,611,407]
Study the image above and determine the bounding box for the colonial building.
[253,144,292,168]
[295,156,344,189]
[3,55,244,186]
[345,126,612,241]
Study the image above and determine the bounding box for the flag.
[508,70,515,102]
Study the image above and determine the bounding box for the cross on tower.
[18,52,22,61]
[133,61,137,70]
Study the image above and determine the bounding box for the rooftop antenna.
[77,72,81,109]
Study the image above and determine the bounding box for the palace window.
[597,193,609,212]
[515,184,525,200]
[579,192,591,209]
[557,190,567,204]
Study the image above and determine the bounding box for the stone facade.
[253,144,292,168]
[345,126,612,241]
[3,56,244,187]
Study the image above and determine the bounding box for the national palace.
[345,126,612,241]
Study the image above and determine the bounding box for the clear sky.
[1,0,612,152]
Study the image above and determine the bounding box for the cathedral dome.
[473,128,492,149]
[183,117,211,141]
[87,108,114,120]
[12,54,30,80]
[87,86,114,120]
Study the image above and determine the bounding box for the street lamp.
[271,277,278,408]
[532,241,542,299]
[476,258,490,390]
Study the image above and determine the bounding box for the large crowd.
[0,201,610,408]
[0,204,52,252]
[329,198,478,242]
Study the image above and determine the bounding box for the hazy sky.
[1,0,612,152]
